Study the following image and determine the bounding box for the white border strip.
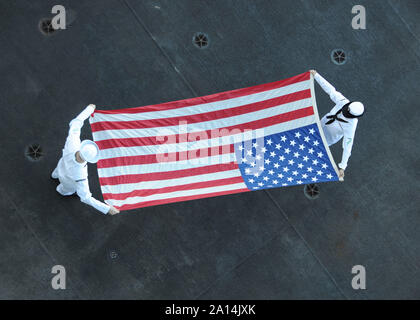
[309,73,339,176]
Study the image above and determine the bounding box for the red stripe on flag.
[99,162,239,186]
[96,106,315,150]
[98,144,234,168]
[103,176,245,201]
[93,72,309,115]
[91,89,311,132]
[114,188,250,210]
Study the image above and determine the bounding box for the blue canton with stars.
[235,123,339,190]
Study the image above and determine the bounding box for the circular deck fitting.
[331,49,347,65]
[193,32,209,49]
[25,144,43,161]
[304,183,320,200]
[39,18,56,36]
[109,250,118,260]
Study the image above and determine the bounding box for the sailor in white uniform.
[311,70,364,181]
[51,104,120,215]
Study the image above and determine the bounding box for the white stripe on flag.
[98,114,316,160]
[104,182,247,207]
[92,80,310,123]
[101,169,242,195]
[98,154,236,178]
[92,97,312,142]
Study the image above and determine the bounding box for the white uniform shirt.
[56,105,110,214]
[314,73,358,170]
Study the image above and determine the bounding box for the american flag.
[89,71,339,211]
